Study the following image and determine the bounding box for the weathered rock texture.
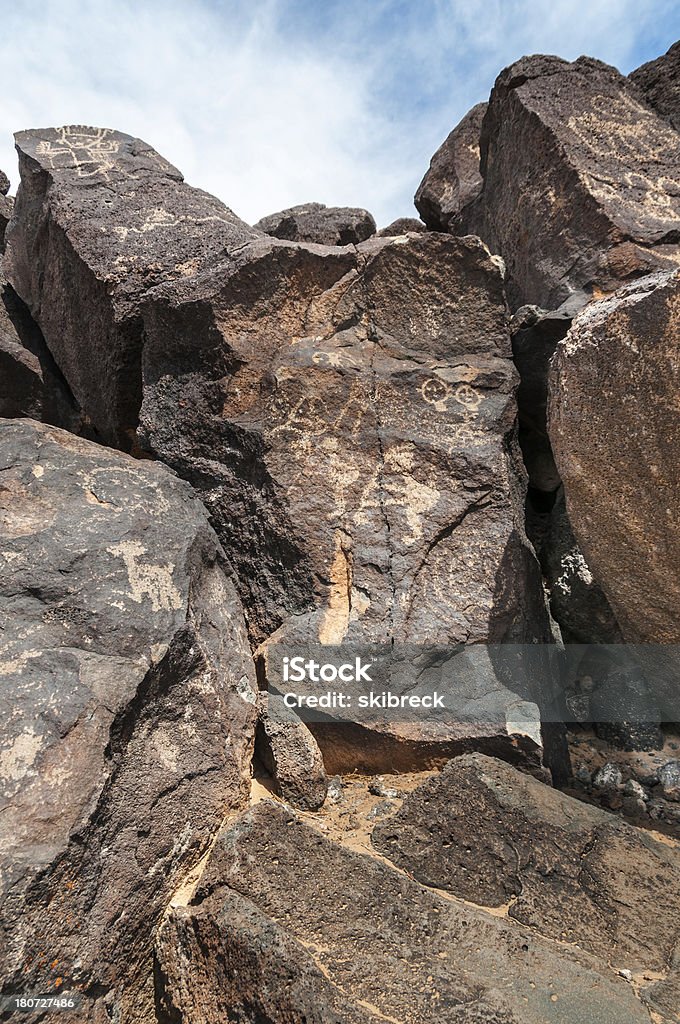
[415,102,486,231]
[139,231,547,651]
[255,693,327,810]
[0,419,256,1021]
[4,126,260,449]
[0,271,82,429]
[549,269,680,647]
[540,488,622,645]
[254,201,376,245]
[455,56,680,310]
[630,40,680,131]
[5,126,567,776]
[155,800,651,1024]
[373,752,680,1016]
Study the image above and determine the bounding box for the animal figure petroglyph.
[567,94,680,224]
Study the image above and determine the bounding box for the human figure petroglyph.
[35,126,121,180]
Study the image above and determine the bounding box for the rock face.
[541,488,621,645]
[455,56,680,310]
[138,229,567,772]
[630,40,680,131]
[155,799,651,1024]
[0,272,82,428]
[0,419,256,1021]
[5,126,566,776]
[139,231,546,649]
[549,270,680,647]
[415,102,486,232]
[4,126,260,449]
[373,754,680,994]
[254,201,376,245]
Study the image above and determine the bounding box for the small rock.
[368,800,394,820]
[623,779,648,802]
[593,763,623,791]
[574,766,593,786]
[326,776,344,805]
[618,969,633,982]
[368,776,399,799]
[658,761,680,801]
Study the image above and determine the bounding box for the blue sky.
[0,0,678,226]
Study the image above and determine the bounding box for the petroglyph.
[108,540,182,611]
[113,208,239,243]
[567,94,680,225]
[35,126,121,179]
[420,377,483,413]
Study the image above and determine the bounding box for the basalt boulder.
[373,752,680,1014]
[415,102,486,232]
[155,799,652,1024]
[630,40,680,131]
[376,216,426,236]
[0,419,256,1022]
[549,270,680,649]
[0,271,82,429]
[4,126,260,449]
[457,56,680,310]
[254,201,376,245]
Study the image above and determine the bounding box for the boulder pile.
[1,37,679,1024]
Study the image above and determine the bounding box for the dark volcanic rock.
[541,488,622,645]
[138,230,565,772]
[459,56,680,310]
[0,195,13,249]
[377,216,426,236]
[0,272,82,428]
[139,232,547,648]
[7,128,563,774]
[0,168,9,194]
[372,753,680,980]
[511,305,570,493]
[254,201,376,245]
[156,800,651,1024]
[549,270,680,647]
[0,419,256,1021]
[4,126,260,448]
[630,40,680,131]
[255,692,327,810]
[415,102,487,231]
[591,663,664,751]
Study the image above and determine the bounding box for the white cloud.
[0,0,676,227]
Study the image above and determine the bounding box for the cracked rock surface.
[0,419,256,1022]
[155,797,653,1024]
